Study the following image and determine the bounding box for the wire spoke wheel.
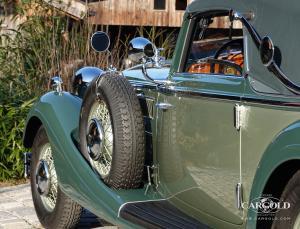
[37,143,58,212]
[87,99,113,178]
[31,126,83,228]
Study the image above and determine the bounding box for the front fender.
[24,92,82,147]
[246,121,300,228]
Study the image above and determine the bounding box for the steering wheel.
[211,38,244,75]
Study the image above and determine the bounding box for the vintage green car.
[23,0,300,228]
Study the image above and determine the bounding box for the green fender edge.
[246,121,300,228]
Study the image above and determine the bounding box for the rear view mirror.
[91,31,110,52]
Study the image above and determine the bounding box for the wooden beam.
[42,0,87,20]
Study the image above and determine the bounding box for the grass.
[0,178,28,188]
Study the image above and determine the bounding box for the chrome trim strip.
[159,86,300,108]
[117,186,207,219]
[117,199,166,218]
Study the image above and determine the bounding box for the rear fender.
[246,121,300,228]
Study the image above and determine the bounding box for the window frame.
[179,10,248,79]
[153,0,167,11]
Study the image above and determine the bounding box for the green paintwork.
[24,0,300,228]
[156,75,243,226]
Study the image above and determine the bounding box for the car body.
[23,0,300,228]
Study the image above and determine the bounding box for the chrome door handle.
[156,102,174,111]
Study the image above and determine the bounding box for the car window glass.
[185,14,244,77]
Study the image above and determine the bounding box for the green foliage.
[0,98,35,181]
[137,26,177,59]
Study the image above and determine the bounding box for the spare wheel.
[79,73,145,189]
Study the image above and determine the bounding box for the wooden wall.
[89,0,193,27]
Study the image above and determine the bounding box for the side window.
[185,14,244,77]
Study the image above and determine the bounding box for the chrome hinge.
[234,104,243,131]
[236,183,244,210]
[156,102,174,111]
[144,164,160,195]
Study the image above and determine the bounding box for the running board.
[119,200,210,229]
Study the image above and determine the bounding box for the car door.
[155,11,246,225]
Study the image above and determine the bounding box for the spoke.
[103,145,112,160]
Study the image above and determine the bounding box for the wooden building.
[42,0,193,27]
[88,0,193,27]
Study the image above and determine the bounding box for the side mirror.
[91,31,110,52]
[260,36,274,67]
[128,37,155,63]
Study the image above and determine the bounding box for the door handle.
[156,102,174,111]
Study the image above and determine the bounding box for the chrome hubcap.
[36,143,57,212]
[36,160,50,195]
[87,118,105,161]
[87,99,113,177]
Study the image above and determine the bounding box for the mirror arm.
[231,11,300,95]
[232,11,261,48]
[106,50,117,72]
[142,60,158,84]
[268,64,300,95]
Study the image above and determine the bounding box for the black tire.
[31,126,83,229]
[79,73,145,189]
[271,170,300,229]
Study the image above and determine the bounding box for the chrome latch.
[234,104,242,131]
[236,183,243,210]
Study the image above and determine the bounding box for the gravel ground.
[0,183,117,229]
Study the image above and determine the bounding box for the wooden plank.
[42,0,87,19]
[127,0,134,25]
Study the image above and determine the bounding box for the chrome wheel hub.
[87,100,113,177]
[36,160,50,195]
[36,143,57,212]
[87,118,105,161]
